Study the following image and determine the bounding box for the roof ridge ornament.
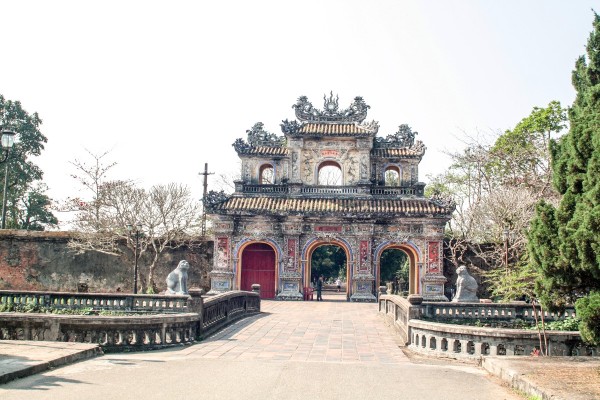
[374,124,424,149]
[429,190,456,212]
[233,122,285,154]
[292,93,371,123]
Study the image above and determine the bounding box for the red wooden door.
[241,243,276,299]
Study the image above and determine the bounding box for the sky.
[0,1,597,228]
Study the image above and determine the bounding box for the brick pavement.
[185,296,408,364]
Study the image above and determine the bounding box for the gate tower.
[206,94,454,301]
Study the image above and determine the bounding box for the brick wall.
[0,230,213,293]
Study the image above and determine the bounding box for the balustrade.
[378,295,598,358]
[0,290,190,313]
[0,290,260,351]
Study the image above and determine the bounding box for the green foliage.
[528,13,600,344]
[489,101,566,191]
[0,94,57,230]
[311,245,346,282]
[575,292,600,345]
[529,317,581,332]
[483,262,539,302]
[0,302,95,315]
[380,249,408,285]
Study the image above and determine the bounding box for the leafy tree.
[0,94,56,230]
[528,12,600,345]
[428,101,566,282]
[16,183,58,230]
[380,249,408,287]
[311,245,346,282]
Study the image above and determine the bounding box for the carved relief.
[292,151,299,179]
[427,241,441,274]
[360,156,368,179]
[216,237,230,270]
[358,240,369,272]
[284,238,298,273]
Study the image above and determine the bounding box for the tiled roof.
[371,147,425,158]
[298,123,374,136]
[238,146,289,156]
[213,196,451,216]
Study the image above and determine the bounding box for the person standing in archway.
[316,275,324,301]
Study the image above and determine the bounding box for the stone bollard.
[188,287,204,314]
[251,284,261,296]
[407,294,424,305]
[379,286,387,296]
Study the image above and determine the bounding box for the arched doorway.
[310,244,347,287]
[304,239,351,300]
[379,248,408,295]
[376,244,419,295]
[240,242,276,299]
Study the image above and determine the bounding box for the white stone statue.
[166,260,190,295]
[452,265,478,302]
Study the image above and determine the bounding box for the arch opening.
[384,166,400,186]
[379,248,409,295]
[304,239,351,301]
[318,161,342,186]
[259,164,274,184]
[376,242,419,295]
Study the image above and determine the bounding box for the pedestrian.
[335,278,341,292]
[316,275,323,301]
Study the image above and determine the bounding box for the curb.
[0,345,103,385]
[481,357,558,400]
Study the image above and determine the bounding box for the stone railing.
[0,290,190,313]
[242,184,289,194]
[378,295,421,344]
[379,295,598,358]
[0,290,260,352]
[0,312,200,352]
[300,186,365,195]
[408,319,595,358]
[422,301,577,322]
[370,186,424,196]
[200,291,261,339]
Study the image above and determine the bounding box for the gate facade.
[207,94,454,301]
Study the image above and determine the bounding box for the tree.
[528,13,600,345]
[70,180,201,293]
[68,151,202,293]
[0,94,57,230]
[16,183,58,230]
[311,245,346,282]
[428,100,566,281]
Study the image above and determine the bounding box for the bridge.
[0,295,524,400]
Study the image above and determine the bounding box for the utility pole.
[199,163,214,237]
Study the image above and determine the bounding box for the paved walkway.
[0,341,101,384]
[0,298,523,400]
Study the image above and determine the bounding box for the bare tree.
[69,175,201,292]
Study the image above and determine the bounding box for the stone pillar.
[208,221,235,295]
[505,344,515,356]
[474,342,483,356]
[276,230,303,301]
[460,340,470,355]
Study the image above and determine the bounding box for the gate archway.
[302,237,353,298]
[238,242,278,299]
[374,242,420,295]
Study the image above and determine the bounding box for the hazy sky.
[0,1,596,227]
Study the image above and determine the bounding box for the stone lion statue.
[452,265,478,303]
[166,260,190,295]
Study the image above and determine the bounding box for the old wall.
[0,230,213,293]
